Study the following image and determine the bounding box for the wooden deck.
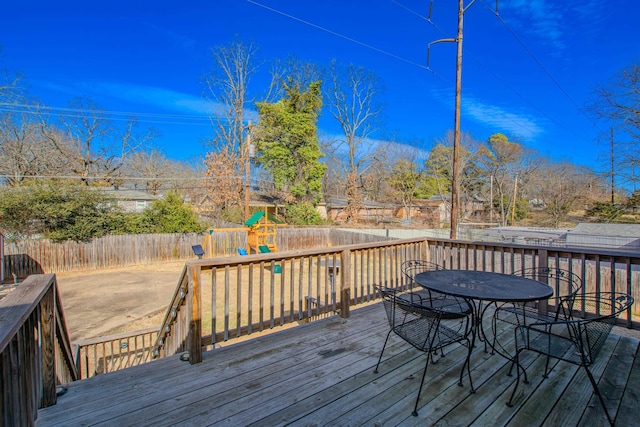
[37,303,640,426]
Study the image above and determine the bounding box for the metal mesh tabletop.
[414,270,553,303]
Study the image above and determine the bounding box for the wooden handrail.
[129,236,640,372]
[0,274,78,425]
[73,327,159,379]
[152,265,189,360]
[152,238,427,363]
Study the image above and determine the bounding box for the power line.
[0,174,238,181]
[478,0,585,114]
[391,0,575,138]
[245,0,437,74]
[0,102,229,126]
[0,102,210,120]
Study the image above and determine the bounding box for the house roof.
[199,192,286,207]
[569,223,640,238]
[325,198,393,209]
[94,188,160,201]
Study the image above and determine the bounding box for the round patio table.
[414,270,554,303]
[414,269,553,357]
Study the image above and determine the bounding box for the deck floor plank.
[614,341,640,427]
[65,312,384,426]
[577,336,637,427]
[149,335,389,426]
[36,303,640,427]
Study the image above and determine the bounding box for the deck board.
[37,303,640,427]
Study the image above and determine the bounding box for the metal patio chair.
[401,260,472,319]
[507,292,634,426]
[491,267,583,352]
[373,286,474,417]
[494,267,583,325]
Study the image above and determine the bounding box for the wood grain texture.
[36,303,640,427]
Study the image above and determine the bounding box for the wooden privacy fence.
[0,274,78,425]
[3,233,205,276]
[2,228,394,277]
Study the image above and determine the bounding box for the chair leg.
[490,314,498,356]
[458,338,475,393]
[374,330,392,374]
[507,349,529,406]
[583,365,614,426]
[412,354,431,416]
[543,355,552,378]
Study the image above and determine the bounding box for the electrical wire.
[478,0,586,115]
[245,0,436,73]
[0,174,212,181]
[0,102,221,126]
[395,1,542,136]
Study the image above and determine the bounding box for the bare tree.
[126,150,171,195]
[0,47,21,99]
[204,38,259,153]
[586,62,640,190]
[166,159,206,206]
[0,110,67,185]
[326,61,385,222]
[203,38,283,215]
[204,145,243,215]
[0,70,68,185]
[40,97,154,185]
[529,161,592,227]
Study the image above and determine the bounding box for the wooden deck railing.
[3,236,634,423]
[0,274,78,425]
[152,237,640,365]
[73,327,159,379]
[428,240,640,327]
[152,238,428,362]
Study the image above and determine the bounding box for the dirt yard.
[55,261,187,342]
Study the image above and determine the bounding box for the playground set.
[201,210,282,258]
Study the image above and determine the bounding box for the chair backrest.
[572,292,634,365]
[401,260,444,289]
[377,285,411,326]
[513,267,583,310]
[376,286,443,352]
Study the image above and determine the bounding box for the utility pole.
[489,174,493,223]
[450,0,465,239]
[244,122,254,222]
[427,0,484,239]
[610,126,615,204]
[511,174,518,225]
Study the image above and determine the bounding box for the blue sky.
[1,0,638,170]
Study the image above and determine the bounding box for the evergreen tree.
[254,79,326,208]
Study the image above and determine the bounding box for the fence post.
[340,249,351,319]
[186,264,202,364]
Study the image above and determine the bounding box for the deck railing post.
[421,239,429,263]
[40,286,57,407]
[187,264,202,364]
[538,249,548,270]
[340,249,351,318]
[537,249,550,315]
